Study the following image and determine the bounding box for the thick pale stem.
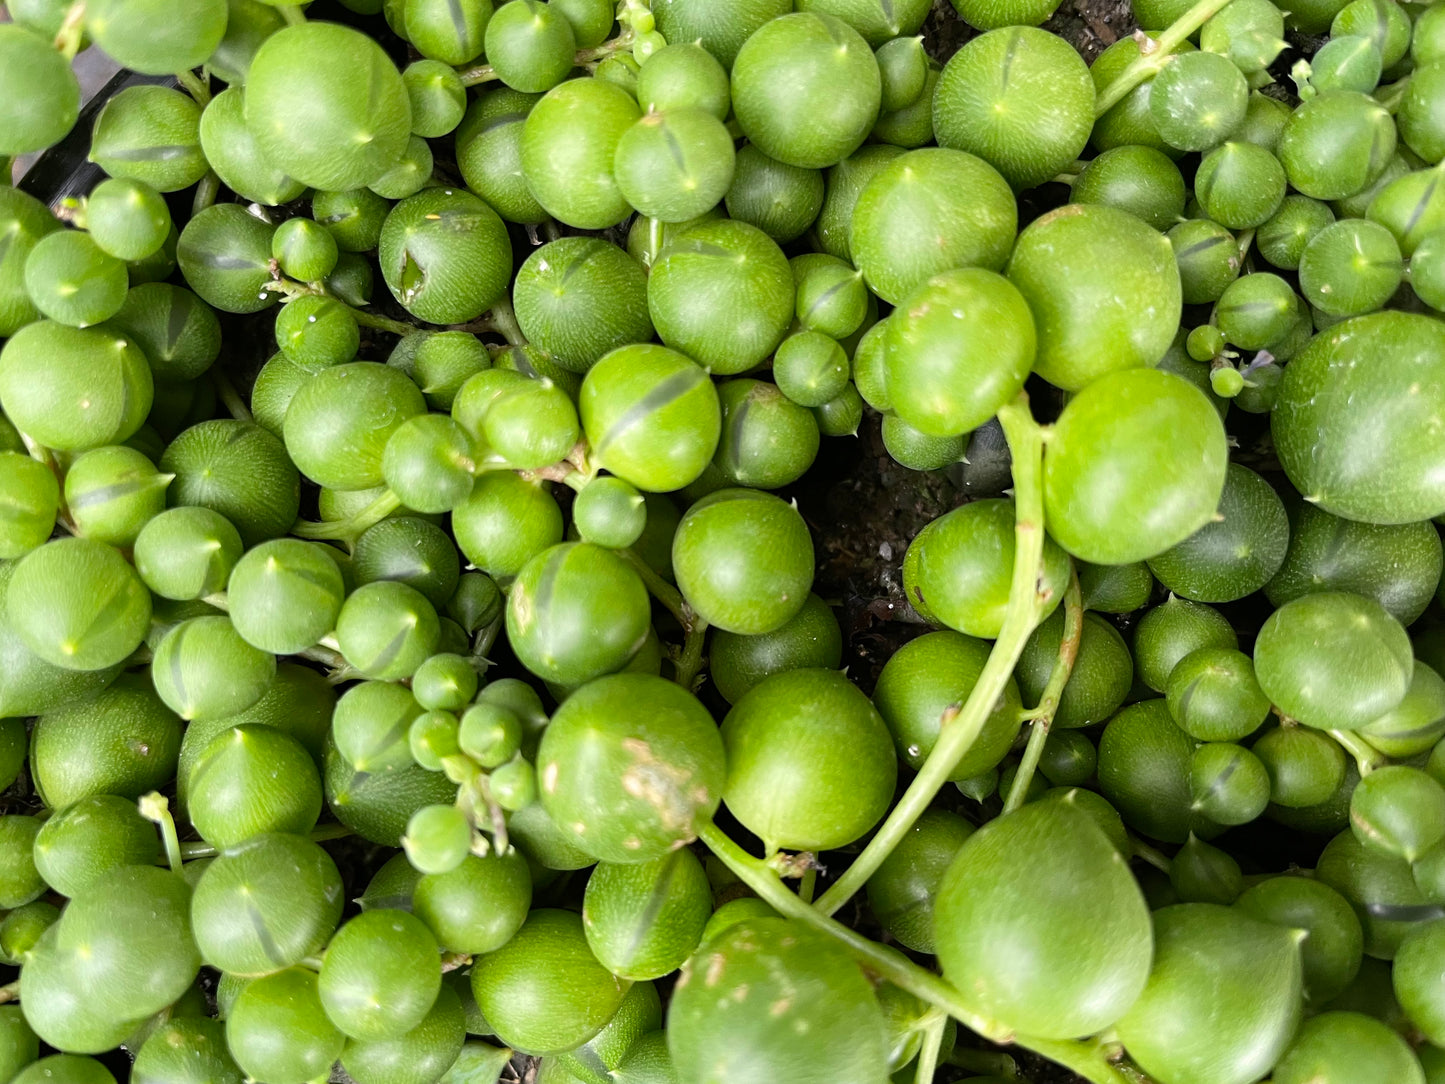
[481,297,527,346]
[673,619,708,691]
[914,1013,948,1084]
[1329,729,1388,775]
[212,367,253,424]
[695,819,1149,1084]
[292,488,402,547]
[622,548,691,628]
[813,395,1050,918]
[458,31,635,86]
[192,171,220,217]
[0,981,17,1005]
[1093,0,1239,116]
[1131,835,1173,874]
[278,3,306,24]
[175,69,211,106]
[348,307,417,337]
[178,823,353,860]
[139,792,184,874]
[1005,567,1083,813]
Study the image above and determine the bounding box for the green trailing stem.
[139,792,185,874]
[813,394,1053,917]
[1329,728,1389,775]
[291,487,403,547]
[1093,0,1241,116]
[1004,567,1083,814]
[695,819,1154,1084]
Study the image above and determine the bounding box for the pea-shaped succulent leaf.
[723,145,825,244]
[1236,875,1363,1004]
[1255,592,1412,731]
[191,833,343,975]
[89,84,207,192]
[1349,766,1445,862]
[0,24,80,156]
[176,204,281,315]
[379,188,512,324]
[0,321,153,451]
[903,498,1068,639]
[162,420,300,546]
[538,673,724,862]
[151,615,275,722]
[521,78,641,229]
[1007,204,1182,391]
[1360,662,1445,758]
[615,108,737,223]
[28,675,180,807]
[730,13,881,170]
[1135,596,1238,693]
[132,1017,242,1084]
[1318,827,1433,957]
[6,537,151,671]
[865,809,974,955]
[1271,1010,1425,1084]
[573,476,647,550]
[1279,91,1396,200]
[226,967,344,1084]
[514,238,653,374]
[481,377,580,471]
[325,736,458,846]
[1149,51,1248,152]
[1072,145,1187,230]
[1168,218,1242,304]
[32,794,159,898]
[1098,699,1220,843]
[0,187,60,338]
[668,917,888,1084]
[934,799,1152,1039]
[709,592,842,705]
[318,909,441,1041]
[244,22,411,191]
[24,230,128,328]
[884,268,1033,437]
[62,444,171,547]
[1017,610,1134,730]
[1169,832,1244,904]
[1166,646,1271,742]
[647,219,795,376]
[583,850,712,980]
[1116,903,1303,1084]
[721,668,896,852]
[934,27,1092,189]
[636,41,732,117]
[0,816,44,909]
[109,283,221,385]
[414,850,530,955]
[451,471,562,578]
[1147,463,1289,603]
[1043,367,1227,564]
[1254,725,1348,810]
[1299,219,1403,317]
[285,363,426,491]
[189,725,322,847]
[352,517,461,608]
[227,538,345,654]
[471,909,629,1056]
[341,981,466,1084]
[0,453,58,560]
[506,542,651,686]
[85,0,225,73]
[335,580,441,681]
[52,864,201,1021]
